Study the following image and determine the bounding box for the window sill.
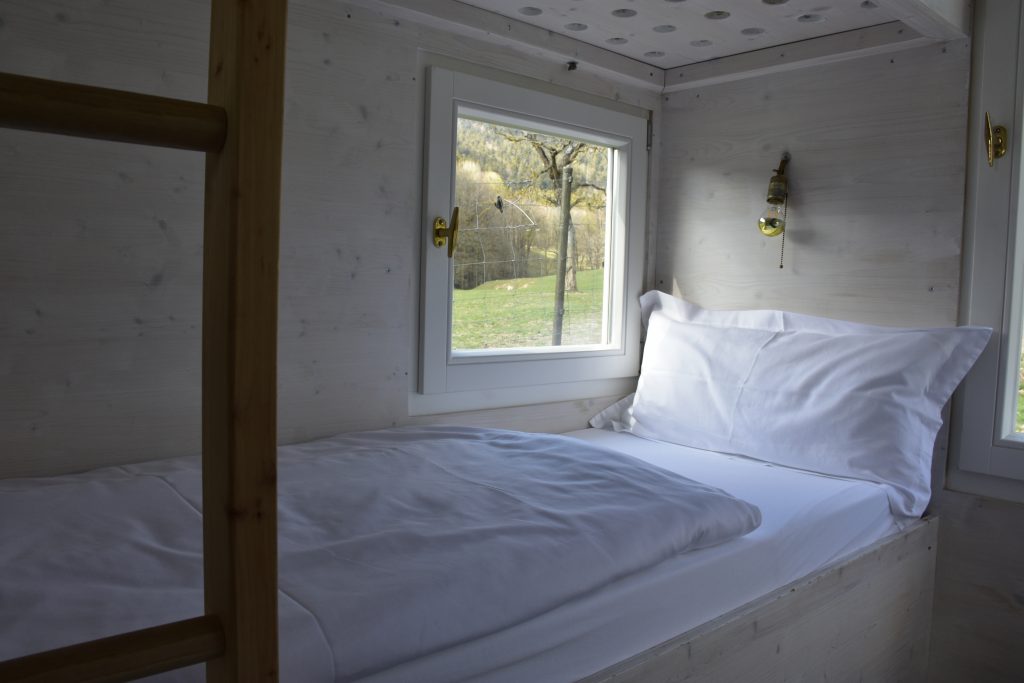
[408,376,636,416]
[946,467,1024,505]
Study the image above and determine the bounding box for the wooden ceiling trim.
[663,22,933,92]
[874,0,971,39]
[369,0,667,89]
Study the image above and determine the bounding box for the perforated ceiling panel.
[454,0,899,68]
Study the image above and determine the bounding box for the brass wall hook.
[985,112,1007,167]
[433,206,460,258]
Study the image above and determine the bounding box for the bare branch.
[562,143,588,166]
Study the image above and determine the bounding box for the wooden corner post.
[203,1,288,682]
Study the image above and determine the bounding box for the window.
[415,67,648,410]
[451,117,612,352]
[950,0,1024,497]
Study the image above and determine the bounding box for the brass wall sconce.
[758,153,789,237]
[759,153,790,269]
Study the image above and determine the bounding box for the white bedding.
[0,426,764,682]
[372,429,900,682]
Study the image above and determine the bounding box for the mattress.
[376,429,900,682]
[0,428,899,682]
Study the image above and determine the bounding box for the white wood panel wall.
[2,2,1021,680]
[0,0,653,478]
[655,40,969,326]
[654,36,1024,682]
[929,491,1024,682]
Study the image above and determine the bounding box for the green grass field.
[1017,389,1024,433]
[452,269,605,350]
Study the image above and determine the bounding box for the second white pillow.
[627,291,991,519]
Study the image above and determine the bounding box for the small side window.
[416,68,647,409]
[950,0,1024,491]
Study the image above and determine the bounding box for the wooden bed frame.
[585,517,937,683]
[0,2,936,682]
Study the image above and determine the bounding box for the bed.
[1,291,990,683]
[0,3,989,677]
[0,256,995,682]
[3,424,911,682]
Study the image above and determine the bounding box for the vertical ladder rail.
[203,1,288,681]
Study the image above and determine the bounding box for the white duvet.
[0,426,761,681]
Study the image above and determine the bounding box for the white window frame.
[949,0,1024,499]
[413,67,647,413]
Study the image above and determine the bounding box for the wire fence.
[451,182,607,349]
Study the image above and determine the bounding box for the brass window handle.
[433,206,459,258]
[985,112,1007,167]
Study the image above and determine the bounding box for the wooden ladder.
[0,1,286,681]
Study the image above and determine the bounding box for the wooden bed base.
[583,516,937,683]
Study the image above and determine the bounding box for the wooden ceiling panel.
[454,0,901,67]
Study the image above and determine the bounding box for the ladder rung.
[0,72,226,152]
[0,615,224,683]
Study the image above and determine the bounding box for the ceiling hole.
[665,0,687,3]
[861,0,878,7]
[704,10,731,20]
[741,27,766,35]
[645,51,666,58]
[653,24,677,33]
[607,36,629,44]
[690,39,713,47]
[762,0,789,4]
[564,22,588,31]
[518,6,542,16]
[797,13,823,22]
[611,9,638,17]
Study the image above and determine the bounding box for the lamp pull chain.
[779,201,787,269]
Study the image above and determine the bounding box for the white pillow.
[588,296,901,431]
[589,393,635,432]
[623,291,991,519]
[640,289,910,335]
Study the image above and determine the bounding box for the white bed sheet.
[0,429,899,682]
[380,428,899,683]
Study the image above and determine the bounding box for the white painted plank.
[362,0,664,90]
[656,40,969,327]
[408,393,626,433]
[457,0,911,69]
[663,22,933,92]
[582,518,937,683]
[0,0,650,478]
[875,0,971,39]
[929,491,1024,682]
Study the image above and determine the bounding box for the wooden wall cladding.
[930,491,1024,682]
[654,39,970,327]
[0,0,651,478]
[0,1,209,477]
[583,518,937,683]
[650,34,1024,682]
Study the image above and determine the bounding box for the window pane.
[1005,45,1024,438]
[451,117,610,352]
